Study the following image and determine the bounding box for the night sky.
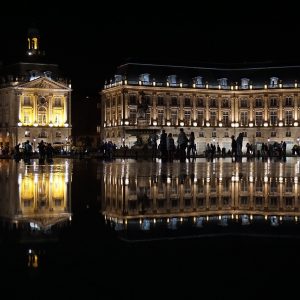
[0,9,299,134]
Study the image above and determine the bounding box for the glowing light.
[249,84,253,90]
[264,84,267,89]
[33,123,38,127]
[153,81,156,86]
[263,122,268,127]
[179,82,183,88]
[278,121,283,127]
[193,83,196,88]
[249,122,253,127]
[294,121,299,127]
[17,122,23,127]
[193,121,197,127]
[206,122,210,127]
[64,123,69,127]
[124,121,129,125]
[153,120,157,126]
[180,121,184,127]
[218,122,222,127]
[167,121,171,126]
[49,123,53,127]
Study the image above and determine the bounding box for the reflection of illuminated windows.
[240,196,248,205]
[285,197,293,206]
[255,197,263,205]
[184,198,191,207]
[255,180,263,192]
[197,197,204,206]
[270,197,277,206]
[24,199,33,207]
[210,197,217,206]
[157,199,165,208]
[270,181,277,193]
[240,180,248,192]
[223,197,229,205]
[54,199,62,206]
[285,180,293,193]
[171,199,178,207]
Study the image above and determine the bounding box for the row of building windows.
[106,95,295,108]
[24,130,63,138]
[106,109,295,127]
[23,97,62,107]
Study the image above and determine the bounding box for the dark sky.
[1,9,300,98]
[0,9,299,135]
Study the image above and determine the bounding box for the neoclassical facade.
[0,28,71,151]
[101,62,300,153]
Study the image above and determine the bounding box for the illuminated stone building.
[101,62,300,153]
[0,28,72,151]
[101,161,300,231]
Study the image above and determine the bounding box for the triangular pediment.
[17,77,71,90]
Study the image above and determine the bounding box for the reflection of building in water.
[0,160,72,231]
[101,161,300,230]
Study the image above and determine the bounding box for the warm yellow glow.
[167,121,171,126]
[264,122,268,127]
[249,122,253,127]
[179,82,183,88]
[206,122,210,127]
[218,122,222,127]
[193,121,197,127]
[27,38,30,49]
[294,121,299,126]
[264,84,267,89]
[278,121,283,127]
[153,120,157,126]
[180,121,184,127]
[64,123,69,127]
[17,122,23,127]
[32,38,38,50]
[193,83,196,88]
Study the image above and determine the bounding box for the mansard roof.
[114,61,300,86]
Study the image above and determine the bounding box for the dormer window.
[167,75,177,86]
[194,76,203,86]
[139,73,150,84]
[270,77,278,87]
[241,78,250,89]
[218,78,228,88]
[114,74,122,83]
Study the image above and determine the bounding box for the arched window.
[38,107,47,125]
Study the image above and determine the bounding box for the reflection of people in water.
[137,92,148,118]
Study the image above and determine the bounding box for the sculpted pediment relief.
[17,77,70,90]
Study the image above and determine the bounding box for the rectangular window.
[184,97,191,106]
[56,131,61,138]
[286,131,291,137]
[255,98,263,108]
[23,96,31,106]
[255,111,263,126]
[222,112,229,126]
[184,110,191,126]
[157,96,164,106]
[129,94,137,105]
[271,131,276,137]
[199,131,204,138]
[270,111,277,126]
[171,110,178,126]
[212,131,216,138]
[25,130,30,137]
[54,98,61,107]
[197,110,204,126]
[224,131,229,138]
[210,111,217,126]
[197,97,204,107]
[240,98,248,108]
[256,131,261,137]
[240,111,248,126]
[222,98,230,108]
[285,96,293,106]
[285,111,293,126]
[23,113,30,124]
[242,131,247,137]
[210,98,217,108]
[270,97,278,107]
[158,109,164,125]
[129,108,136,125]
[170,96,177,106]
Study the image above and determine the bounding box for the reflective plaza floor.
[1,157,300,297]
